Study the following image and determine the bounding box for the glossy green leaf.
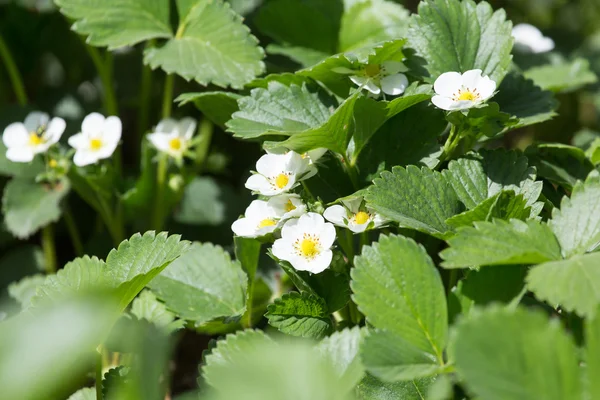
[407,0,513,83]
[265,44,330,67]
[356,374,436,400]
[318,327,366,389]
[525,143,594,189]
[130,290,184,333]
[441,219,562,268]
[148,242,247,326]
[461,265,527,305]
[175,92,241,128]
[524,58,598,93]
[453,306,581,400]
[266,292,332,339]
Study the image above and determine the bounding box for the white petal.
[68,132,87,149]
[372,213,387,228]
[155,118,178,134]
[24,111,49,132]
[95,140,118,159]
[512,23,544,41]
[306,250,333,274]
[32,142,52,154]
[3,123,29,147]
[256,153,283,176]
[299,164,317,181]
[73,150,98,166]
[307,148,327,163]
[245,174,273,194]
[348,221,369,233]
[363,80,381,95]
[178,117,197,139]
[476,76,497,101]
[381,61,406,75]
[460,69,484,90]
[245,199,275,219]
[147,132,171,153]
[231,218,259,238]
[319,222,337,248]
[380,73,409,96]
[350,75,368,88]
[434,72,463,97]
[296,212,325,234]
[431,95,455,111]
[280,217,300,239]
[81,112,106,135]
[532,37,555,53]
[323,205,348,227]
[44,117,66,145]
[272,237,294,261]
[103,116,122,144]
[447,100,475,111]
[6,147,34,162]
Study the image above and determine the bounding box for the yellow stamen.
[457,91,476,101]
[275,173,289,189]
[365,64,381,77]
[284,200,296,212]
[29,133,43,146]
[48,159,57,168]
[258,219,277,229]
[354,211,370,225]
[90,138,103,151]
[300,239,319,258]
[169,137,182,151]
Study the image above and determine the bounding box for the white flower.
[147,117,196,158]
[336,61,409,97]
[2,111,65,162]
[266,147,328,165]
[245,151,316,196]
[323,197,386,233]
[231,200,281,238]
[268,194,307,221]
[431,69,496,111]
[272,213,336,274]
[68,112,121,167]
[512,23,555,54]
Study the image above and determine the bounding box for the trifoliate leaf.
[55,0,171,49]
[130,290,184,333]
[7,274,46,309]
[356,374,436,400]
[148,242,246,326]
[527,253,600,318]
[526,143,595,189]
[452,306,581,400]
[266,292,332,339]
[144,0,265,88]
[3,178,70,239]
[440,219,562,268]
[585,307,600,399]
[494,72,558,129]
[318,327,366,389]
[548,172,600,257]
[352,235,447,380]
[365,166,463,238]
[524,58,598,93]
[175,91,241,128]
[67,388,96,400]
[339,0,410,52]
[407,0,513,83]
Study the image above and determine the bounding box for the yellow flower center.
[169,137,182,151]
[274,173,290,189]
[89,138,103,151]
[365,64,381,77]
[48,159,58,168]
[454,88,479,102]
[300,239,319,258]
[354,211,370,225]
[258,218,277,229]
[284,200,296,212]
[29,133,43,146]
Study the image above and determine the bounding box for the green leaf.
[265,44,330,67]
[365,166,463,238]
[144,0,265,88]
[452,306,581,400]
[67,388,96,400]
[175,91,241,128]
[525,143,594,189]
[148,242,246,326]
[266,292,332,339]
[3,178,70,239]
[227,82,335,139]
[440,219,562,268]
[494,72,558,129]
[339,0,410,52]
[461,265,527,305]
[55,0,171,49]
[526,253,600,318]
[548,172,600,257]
[234,236,261,282]
[352,235,447,380]
[407,0,513,83]
[356,374,435,400]
[7,274,47,309]
[318,327,366,389]
[130,290,184,333]
[173,177,236,226]
[0,142,44,178]
[524,58,598,93]
[585,306,600,399]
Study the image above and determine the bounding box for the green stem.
[96,350,103,400]
[439,124,461,163]
[97,195,124,247]
[358,231,369,255]
[447,269,458,296]
[194,117,214,171]
[243,279,255,329]
[344,156,360,191]
[42,225,57,274]
[83,43,118,115]
[0,34,27,106]
[338,228,355,263]
[137,41,154,144]
[162,74,175,119]
[153,155,168,231]
[348,300,363,325]
[63,207,84,256]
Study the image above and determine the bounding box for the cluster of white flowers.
[232,149,385,274]
[335,61,410,98]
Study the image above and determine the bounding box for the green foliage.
[524,58,598,93]
[7,273,46,308]
[355,374,436,400]
[526,144,595,189]
[148,242,246,326]
[407,0,513,83]
[130,290,184,333]
[266,291,332,339]
[3,178,70,239]
[453,306,581,400]
[175,92,241,128]
[318,327,366,389]
[0,142,43,178]
[585,308,600,399]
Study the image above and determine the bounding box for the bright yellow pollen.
[365,64,381,77]
[300,239,319,258]
[48,159,57,168]
[29,133,43,146]
[169,137,182,151]
[275,173,289,189]
[284,200,296,212]
[258,218,277,229]
[457,91,476,101]
[355,211,370,225]
[89,138,103,151]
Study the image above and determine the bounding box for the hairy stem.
[153,155,168,231]
[0,34,27,106]
[162,74,174,119]
[42,225,57,274]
